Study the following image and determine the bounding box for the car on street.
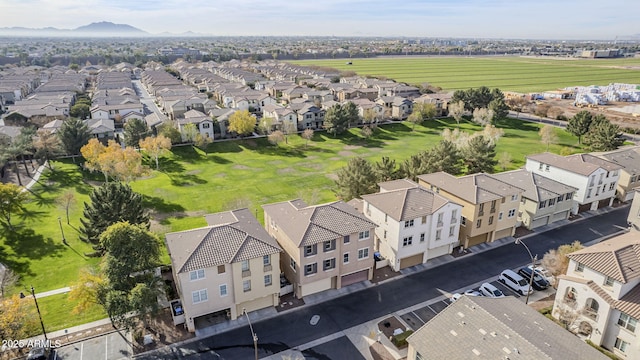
[26,346,51,360]
[499,269,533,296]
[464,289,482,297]
[479,282,505,298]
[518,266,550,290]
[528,265,555,285]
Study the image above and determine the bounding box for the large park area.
[1,117,588,333]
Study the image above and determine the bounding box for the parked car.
[27,346,50,360]
[450,293,462,303]
[464,289,482,297]
[479,282,505,298]
[499,269,533,296]
[527,265,555,285]
[518,266,550,291]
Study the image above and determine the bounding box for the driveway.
[54,332,132,360]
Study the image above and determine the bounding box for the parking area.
[53,332,132,360]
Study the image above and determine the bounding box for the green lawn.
[290,57,640,92]
[37,293,107,333]
[1,117,583,332]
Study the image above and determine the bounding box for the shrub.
[391,330,414,348]
[586,340,619,360]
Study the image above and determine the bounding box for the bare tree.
[541,240,584,285]
[56,190,76,224]
[360,126,373,141]
[448,100,466,127]
[539,125,559,151]
[267,130,285,147]
[548,106,565,120]
[498,152,512,171]
[301,128,314,148]
[0,268,19,298]
[472,107,494,126]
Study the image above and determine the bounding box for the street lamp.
[58,216,67,245]
[20,286,47,341]
[243,308,258,360]
[514,238,537,305]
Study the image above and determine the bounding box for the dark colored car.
[518,267,550,291]
[26,346,50,360]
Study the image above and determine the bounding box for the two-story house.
[553,231,640,359]
[629,189,640,230]
[526,153,622,214]
[177,109,214,141]
[165,209,282,332]
[262,200,376,299]
[296,104,325,130]
[358,179,463,271]
[418,172,524,249]
[492,169,577,230]
[595,146,640,202]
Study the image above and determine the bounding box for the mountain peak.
[74,22,146,34]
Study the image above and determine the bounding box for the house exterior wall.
[629,191,640,230]
[230,254,280,317]
[198,120,214,139]
[617,170,640,202]
[519,193,574,230]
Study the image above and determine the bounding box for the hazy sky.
[1,0,638,39]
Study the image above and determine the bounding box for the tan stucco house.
[595,146,640,202]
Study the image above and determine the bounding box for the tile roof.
[493,169,577,202]
[378,178,419,192]
[165,208,281,274]
[596,146,640,176]
[560,274,640,320]
[362,184,456,222]
[527,152,622,176]
[418,172,523,204]
[407,296,607,360]
[568,231,640,283]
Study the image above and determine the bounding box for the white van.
[499,269,532,296]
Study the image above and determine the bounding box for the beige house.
[492,169,577,230]
[418,172,523,248]
[165,208,282,332]
[629,189,640,230]
[595,146,640,202]
[262,200,376,299]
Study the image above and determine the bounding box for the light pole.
[515,238,537,305]
[58,216,67,245]
[20,286,47,341]
[243,308,258,360]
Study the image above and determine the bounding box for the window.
[219,284,227,297]
[539,200,546,209]
[618,313,637,333]
[359,230,370,240]
[511,194,518,201]
[304,244,317,257]
[451,209,457,223]
[323,258,336,271]
[192,289,208,304]
[358,248,369,259]
[490,200,496,213]
[498,212,503,221]
[190,269,205,281]
[478,203,485,215]
[508,209,516,218]
[538,163,544,170]
[290,258,297,271]
[587,189,592,198]
[568,192,574,199]
[384,214,388,223]
[402,236,413,247]
[545,164,550,171]
[585,298,599,320]
[548,198,555,206]
[263,255,271,266]
[564,287,577,303]
[435,229,442,240]
[404,220,414,228]
[449,226,455,237]
[604,276,615,287]
[631,175,638,183]
[488,216,494,225]
[343,235,350,244]
[422,216,427,224]
[304,263,317,276]
[437,213,444,226]
[241,260,250,271]
[384,230,387,239]
[343,253,349,264]
[264,274,272,286]
[609,183,615,191]
[201,122,210,129]
[476,219,482,228]
[557,195,563,203]
[575,262,584,272]
[420,233,425,242]
[461,217,466,226]
[614,338,629,353]
[243,280,251,292]
[217,265,225,274]
[324,239,336,252]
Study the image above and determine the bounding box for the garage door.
[598,198,610,209]
[400,253,424,269]
[531,216,549,229]
[578,203,591,213]
[466,233,488,248]
[494,228,512,240]
[552,211,569,222]
[341,269,369,287]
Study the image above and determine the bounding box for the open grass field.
[1,117,584,332]
[290,56,640,92]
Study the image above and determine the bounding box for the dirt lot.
[537,98,640,131]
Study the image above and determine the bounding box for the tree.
[81,139,146,182]
[373,156,399,182]
[33,129,64,169]
[157,121,182,144]
[258,117,275,135]
[68,267,105,314]
[5,127,36,185]
[452,86,494,111]
[362,108,379,126]
[0,294,39,343]
[488,98,509,122]
[428,140,462,175]
[583,117,624,151]
[123,118,150,148]
[180,123,198,144]
[548,106,565,120]
[0,268,19,298]
[301,128,314,148]
[334,157,377,201]
[539,125,558,151]
[79,182,149,249]
[498,152,512,171]
[407,111,423,131]
[541,240,584,283]
[343,101,360,128]
[228,110,256,136]
[139,135,172,170]
[194,133,212,152]
[0,183,29,231]
[472,107,494,126]
[70,103,91,119]
[267,130,285,147]
[506,97,530,116]
[481,124,505,145]
[400,151,430,181]
[324,104,349,136]
[462,135,497,174]
[566,110,593,144]
[448,100,466,127]
[360,126,373,140]
[58,117,91,158]
[56,190,76,225]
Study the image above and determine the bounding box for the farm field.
[1,117,585,333]
[290,56,640,92]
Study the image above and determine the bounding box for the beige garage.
[341,269,370,287]
[400,253,424,269]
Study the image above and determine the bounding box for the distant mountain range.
[0,22,171,37]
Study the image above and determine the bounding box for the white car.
[528,265,555,285]
[479,282,505,298]
[450,293,462,303]
[499,269,533,296]
[464,289,482,297]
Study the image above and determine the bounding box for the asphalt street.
[136,206,630,360]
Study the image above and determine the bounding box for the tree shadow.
[254,145,306,158]
[26,189,56,208]
[2,226,67,261]
[158,158,186,174]
[142,195,186,214]
[171,146,210,164]
[0,245,32,278]
[166,173,208,187]
[208,140,243,154]
[208,155,232,164]
[495,117,540,131]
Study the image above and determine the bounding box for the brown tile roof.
[417,172,523,204]
[165,208,281,274]
[617,283,640,319]
[493,169,578,202]
[568,231,640,283]
[377,178,419,192]
[527,152,622,176]
[597,146,640,176]
[362,184,457,222]
[262,200,375,247]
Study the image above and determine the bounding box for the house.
[84,119,115,142]
[629,189,640,230]
[358,179,463,271]
[262,104,297,132]
[526,153,622,214]
[418,172,524,249]
[262,200,376,299]
[492,169,577,230]
[407,296,607,360]
[296,104,325,130]
[414,92,453,117]
[595,146,640,202]
[391,97,413,120]
[164,209,282,332]
[553,230,640,359]
[177,109,214,141]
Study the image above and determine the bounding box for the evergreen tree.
[583,118,624,151]
[399,151,430,181]
[373,156,399,182]
[462,135,497,174]
[428,140,462,175]
[488,98,509,122]
[566,110,593,144]
[79,182,149,251]
[123,118,150,148]
[324,104,349,136]
[58,117,91,157]
[343,101,360,128]
[334,157,377,201]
